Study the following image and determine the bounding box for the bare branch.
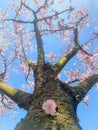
[4,19,34,24]
[33,13,45,65]
[67,78,80,84]
[22,1,35,13]
[72,74,98,103]
[73,26,78,46]
[0,82,32,110]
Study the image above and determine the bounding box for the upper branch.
[53,27,80,74]
[4,8,73,24]
[22,1,34,13]
[33,14,45,65]
[72,74,98,103]
[37,7,74,22]
[3,19,34,24]
[0,82,32,110]
[36,0,49,13]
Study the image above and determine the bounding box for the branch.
[32,15,45,92]
[4,19,34,24]
[0,82,32,110]
[83,33,98,46]
[0,62,7,81]
[80,47,93,56]
[36,0,49,13]
[67,78,80,84]
[33,15,45,65]
[53,27,80,74]
[22,1,34,13]
[20,55,36,71]
[73,74,98,103]
[41,26,73,35]
[37,8,74,22]
[4,8,73,24]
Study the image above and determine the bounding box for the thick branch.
[34,17,45,65]
[0,82,32,110]
[73,74,98,103]
[54,45,80,74]
[54,27,80,74]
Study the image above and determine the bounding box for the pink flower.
[42,100,56,115]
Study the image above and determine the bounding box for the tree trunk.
[15,79,82,130]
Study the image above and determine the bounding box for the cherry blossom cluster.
[71,9,88,20]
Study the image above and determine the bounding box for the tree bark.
[0,82,32,110]
[15,77,82,130]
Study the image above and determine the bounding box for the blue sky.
[0,0,98,130]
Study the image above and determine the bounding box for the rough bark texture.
[15,65,82,130]
[0,82,32,110]
[15,86,82,130]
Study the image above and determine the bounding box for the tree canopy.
[0,0,98,130]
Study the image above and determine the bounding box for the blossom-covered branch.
[37,7,74,22]
[4,7,73,25]
[0,82,32,110]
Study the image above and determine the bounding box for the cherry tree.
[0,0,98,130]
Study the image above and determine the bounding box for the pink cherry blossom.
[42,100,56,115]
[45,52,58,62]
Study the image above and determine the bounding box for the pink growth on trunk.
[42,100,56,115]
